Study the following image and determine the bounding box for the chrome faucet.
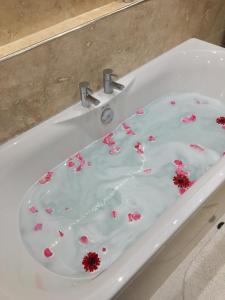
[103,69,125,94]
[79,82,100,108]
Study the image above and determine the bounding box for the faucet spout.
[79,82,100,108]
[86,94,100,106]
[111,81,125,91]
[103,69,125,94]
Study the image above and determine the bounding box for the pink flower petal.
[179,188,186,195]
[148,135,156,142]
[136,108,144,115]
[189,144,204,152]
[44,248,53,258]
[39,172,53,184]
[109,146,121,155]
[102,247,107,252]
[76,165,82,172]
[122,123,135,135]
[29,206,38,214]
[132,213,141,220]
[102,133,115,146]
[134,142,144,154]
[59,230,64,237]
[174,160,184,167]
[45,208,53,214]
[128,212,141,222]
[111,210,117,218]
[170,100,176,105]
[80,236,89,244]
[34,223,42,231]
[181,114,197,123]
[128,213,133,222]
[143,168,152,174]
[67,159,75,167]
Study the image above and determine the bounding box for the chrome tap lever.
[103,69,125,94]
[79,82,100,108]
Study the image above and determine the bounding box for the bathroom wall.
[0,0,113,46]
[0,0,225,144]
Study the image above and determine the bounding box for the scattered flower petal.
[170,100,176,105]
[80,236,89,244]
[109,146,121,155]
[128,212,142,222]
[148,135,156,142]
[74,152,87,172]
[179,188,186,195]
[39,172,53,184]
[143,168,152,174]
[181,114,197,123]
[102,133,115,146]
[122,123,135,135]
[66,159,75,168]
[102,247,107,252]
[111,210,117,218]
[34,223,42,231]
[59,230,64,237]
[29,206,38,214]
[45,208,53,215]
[174,160,184,167]
[44,248,53,258]
[134,142,144,154]
[136,108,144,115]
[189,144,204,152]
[82,252,100,272]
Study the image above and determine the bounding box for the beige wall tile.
[0,0,114,46]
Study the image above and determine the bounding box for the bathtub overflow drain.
[101,106,114,125]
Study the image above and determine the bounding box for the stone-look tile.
[150,199,225,300]
[115,183,225,300]
[0,0,113,46]
[0,0,225,143]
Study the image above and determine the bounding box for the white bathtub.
[0,38,225,300]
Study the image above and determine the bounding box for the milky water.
[19,93,225,278]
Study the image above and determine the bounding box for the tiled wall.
[0,0,113,46]
[0,0,225,143]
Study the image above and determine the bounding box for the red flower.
[173,174,190,188]
[216,116,225,125]
[82,252,100,272]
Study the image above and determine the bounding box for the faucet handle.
[103,69,118,80]
[79,81,89,89]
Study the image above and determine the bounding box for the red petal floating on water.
[189,144,204,152]
[29,206,38,214]
[80,236,89,244]
[59,231,64,237]
[181,114,196,123]
[34,223,42,231]
[45,208,53,214]
[44,248,53,258]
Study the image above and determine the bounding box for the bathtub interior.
[19,92,225,279]
[0,39,225,300]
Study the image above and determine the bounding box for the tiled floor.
[115,185,225,300]
[151,218,225,300]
